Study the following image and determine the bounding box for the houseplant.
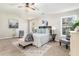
[71,20,79,31]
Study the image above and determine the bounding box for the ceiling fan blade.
[28,7,36,10]
[25,3,35,7]
[17,3,38,11]
[31,3,35,5]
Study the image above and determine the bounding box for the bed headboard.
[38,26,52,34]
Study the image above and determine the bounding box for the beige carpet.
[13,41,52,56]
[0,38,69,56]
[44,42,70,56]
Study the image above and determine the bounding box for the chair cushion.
[61,38,69,42]
[60,35,70,44]
[60,38,70,45]
[19,41,33,46]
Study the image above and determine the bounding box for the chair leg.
[66,44,68,49]
[19,44,26,49]
[23,46,26,49]
[59,41,61,46]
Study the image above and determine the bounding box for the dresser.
[70,31,79,56]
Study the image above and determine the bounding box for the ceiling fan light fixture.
[25,3,29,7]
[25,7,34,12]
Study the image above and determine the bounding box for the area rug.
[12,41,52,56]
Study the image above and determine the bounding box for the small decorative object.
[8,19,19,28]
[33,27,38,33]
[42,20,48,26]
[42,20,45,24]
[46,21,48,26]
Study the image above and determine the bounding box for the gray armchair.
[59,35,70,49]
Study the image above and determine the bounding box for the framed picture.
[8,19,19,28]
[42,20,48,26]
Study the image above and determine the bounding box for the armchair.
[59,35,70,49]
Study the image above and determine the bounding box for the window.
[61,15,77,35]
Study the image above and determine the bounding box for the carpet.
[13,41,52,56]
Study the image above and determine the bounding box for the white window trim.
[60,15,77,36]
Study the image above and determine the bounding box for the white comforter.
[33,33,50,47]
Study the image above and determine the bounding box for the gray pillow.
[25,33,34,42]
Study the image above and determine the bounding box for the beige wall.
[0,11,28,39]
[30,9,79,40]
[0,7,79,40]
[30,17,43,33]
[47,9,78,40]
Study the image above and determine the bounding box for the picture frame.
[8,19,19,28]
[42,20,48,26]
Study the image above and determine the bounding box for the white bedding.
[33,33,50,47]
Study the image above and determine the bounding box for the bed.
[32,26,50,47]
[33,33,50,47]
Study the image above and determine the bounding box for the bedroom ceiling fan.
[17,3,39,11]
[25,3,36,10]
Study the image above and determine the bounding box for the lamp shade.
[52,27,56,30]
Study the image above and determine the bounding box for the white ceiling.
[37,3,79,14]
[0,3,42,19]
[0,3,79,19]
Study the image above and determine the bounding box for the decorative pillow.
[25,33,34,42]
